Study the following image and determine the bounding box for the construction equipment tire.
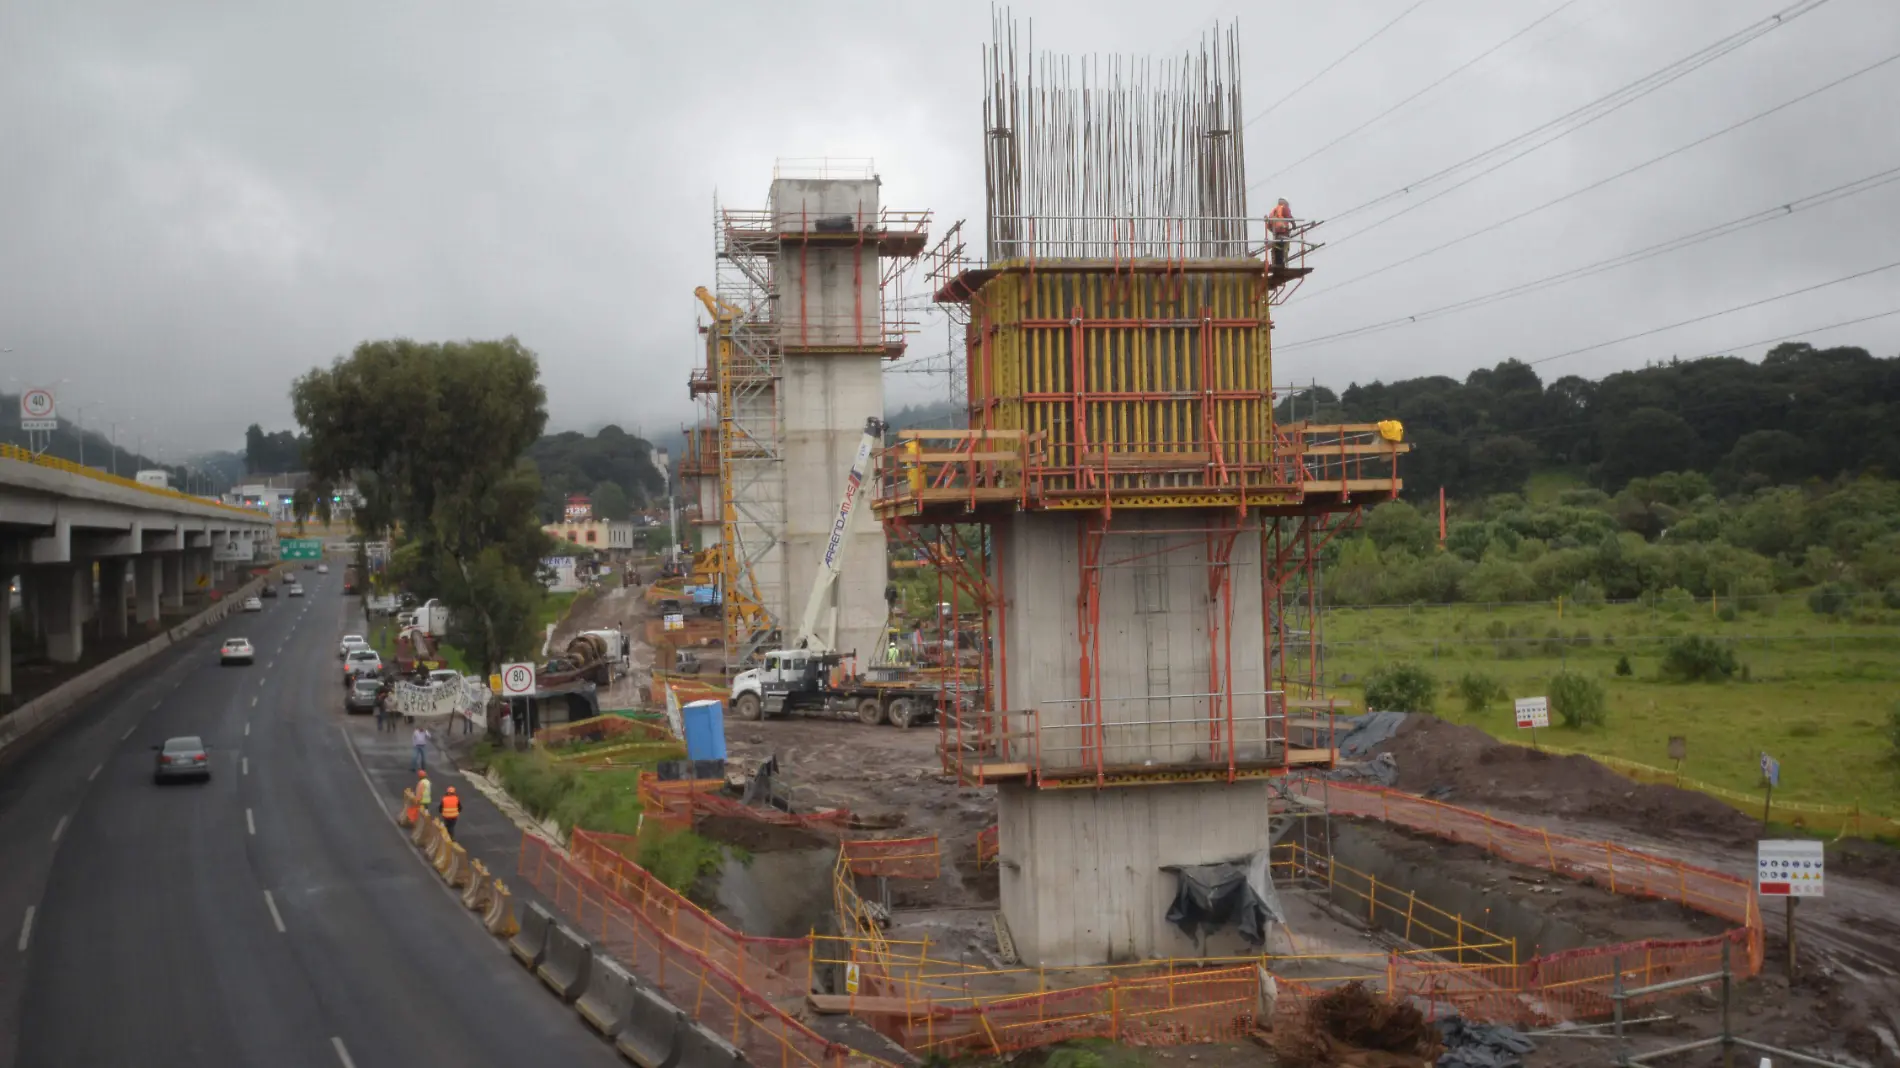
[888,697,918,729]
[734,692,762,721]
[856,697,885,726]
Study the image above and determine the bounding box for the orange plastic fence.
[518,834,868,1068]
[537,714,673,749]
[975,825,999,869]
[636,772,855,834]
[841,837,941,880]
[564,830,811,998]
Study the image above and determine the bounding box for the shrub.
[1808,582,1853,617]
[1717,605,1737,622]
[1885,583,1900,611]
[1658,586,1696,614]
[1484,619,1508,641]
[1787,721,1822,738]
[1549,671,1607,728]
[1568,579,1606,606]
[636,828,728,893]
[1615,654,1632,676]
[1456,672,1508,715]
[1364,663,1437,713]
[1660,635,1738,682]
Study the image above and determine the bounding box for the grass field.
[1324,594,1900,815]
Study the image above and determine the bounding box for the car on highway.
[339,634,369,658]
[344,676,382,715]
[427,668,462,688]
[287,583,305,597]
[260,583,278,599]
[317,564,330,574]
[153,736,211,783]
[241,596,263,612]
[220,638,255,665]
[303,561,318,570]
[343,648,382,684]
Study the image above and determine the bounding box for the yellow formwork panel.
[968,267,1276,499]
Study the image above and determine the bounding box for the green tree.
[1363,663,1436,713]
[292,337,557,686]
[590,480,632,522]
[1660,635,1737,682]
[1548,671,1606,728]
[1364,501,1436,557]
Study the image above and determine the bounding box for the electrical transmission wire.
[1299,48,1900,300]
[1242,0,1435,130]
[1321,0,1835,225]
[1252,0,1583,189]
[1279,164,1900,350]
[1672,307,1900,363]
[1523,259,1900,368]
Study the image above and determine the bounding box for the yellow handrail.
[0,444,267,519]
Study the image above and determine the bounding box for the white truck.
[135,469,171,489]
[730,418,953,728]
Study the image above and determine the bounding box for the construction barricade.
[576,955,641,1037]
[445,842,473,888]
[842,836,941,880]
[537,922,594,1003]
[510,900,554,969]
[975,825,999,869]
[616,982,688,1068]
[484,880,520,938]
[519,834,864,1068]
[636,772,854,834]
[462,859,491,909]
[563,830,811,998]
[399,787,418,827]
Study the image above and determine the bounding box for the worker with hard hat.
[440,786,461,840]
[1268,198,1294,269]
[415,768,432,813]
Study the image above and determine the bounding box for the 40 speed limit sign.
[500,662,536,696]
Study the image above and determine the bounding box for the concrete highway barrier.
[674,1019,748,1067]
[484,879,519,939]
[399,788,418,827]
[614,984,686,1068]
[510,901,553,969]
[575,956,639,1037]
[445,841,473,887]
[411,808,434,846]
[462,858,491,909]
[429,821,454,872]
[535,922,594,1003]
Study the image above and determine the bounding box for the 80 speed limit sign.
[500,662,536,696]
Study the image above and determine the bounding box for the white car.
[220,638,255,665]
[287,584,305,598]
[339,635,368,659]
[317,564,329,574]
[343,648,383,684]
[241,596,263,612]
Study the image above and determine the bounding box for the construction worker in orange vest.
[440,786,461,840]
[1268,198,1294,269]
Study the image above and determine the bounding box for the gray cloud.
[2,0,1895,458]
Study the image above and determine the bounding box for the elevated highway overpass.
[0,447,276,693]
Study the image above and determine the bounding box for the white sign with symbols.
[19,388,56,431]
[500,662,536,696]
[1514,696,1549,729]
[663,613,684,632]
[1757,839,1824,897]
[212,533,254,562]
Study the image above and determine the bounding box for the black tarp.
[1162,850,1286,946]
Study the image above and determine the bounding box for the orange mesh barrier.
[841,837,941,880]
[563,829,810,997]
[975,825,999,868]
[538,714,673,749]
[518,834,872,1068]
[637,772,855,833]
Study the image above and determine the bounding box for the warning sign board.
[500,662,536,697]
[1513,696,1549,729]
[19,388,56,431]
[1757,839,1823,897]
[663,613,684,632]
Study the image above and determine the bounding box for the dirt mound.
[1376,716,1762,846]
[694,814,833,853]
[1829,837,1900,890]
[1274,982,1442,1068]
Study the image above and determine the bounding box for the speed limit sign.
[19,388,57,431]
[500,662,536,696]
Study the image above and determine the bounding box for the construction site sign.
[1513,696,1549,729]
[1757,839,1823,897]
[663,613,684,631]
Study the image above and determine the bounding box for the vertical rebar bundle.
[984,11,1250,261]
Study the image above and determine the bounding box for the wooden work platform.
[873,480,1401,521]
[959,748,1336,788]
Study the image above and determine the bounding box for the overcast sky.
[2,0,1896,458]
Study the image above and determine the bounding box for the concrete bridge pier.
[134,555,163,627]
[41,564,85,664]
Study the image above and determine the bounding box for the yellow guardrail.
[1522,742,1900,839]
[0,444,268,520]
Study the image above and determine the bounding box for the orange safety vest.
[441,793,461,819]
[1268,201,1293,236]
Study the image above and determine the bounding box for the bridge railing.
[0,444,268,520]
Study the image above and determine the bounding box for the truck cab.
[730,650,836,720]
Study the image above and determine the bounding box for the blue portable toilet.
[680,699,728,762]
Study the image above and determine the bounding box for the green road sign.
[280,538,323,561]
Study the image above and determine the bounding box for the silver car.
[153,736,211,783]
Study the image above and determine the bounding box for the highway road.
[0,570,620,1068]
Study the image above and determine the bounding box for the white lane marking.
[259,677,267,687]
[150,700,162,711]
[268,660,274,669]
[331,1036,358,1068]
[242,756,249,776]
[263,890,286,933]
[119,725,136,741]
[87,763,102,782]
[245,722,251,736]
[247,808,256,835]
[17,906,34,952]
[51,814,69,843]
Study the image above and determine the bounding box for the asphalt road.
[0,570,621,1068]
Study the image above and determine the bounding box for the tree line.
[1281,342,1900,500]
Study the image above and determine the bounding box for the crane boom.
[794,416,887,653]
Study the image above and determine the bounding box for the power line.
[1322,0,1834,224]
[1279,164,1900,350]
[1673,307,1900,363]
[1308,45,1900,292]
[1252,0,1584,189]
[1242,0,1435,131]
[1524,259,1900,368]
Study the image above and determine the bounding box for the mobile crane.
[729,417,949,728]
